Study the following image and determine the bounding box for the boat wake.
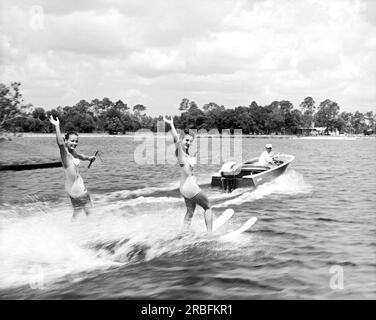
[213,170,312,208]
[0,210,188,289]
[0,170,310,290]
[0,199,219,290]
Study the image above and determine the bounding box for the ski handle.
[88,150,99,169]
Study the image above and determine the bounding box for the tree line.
[1,82,375,135]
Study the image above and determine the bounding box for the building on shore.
[296,127,339,136]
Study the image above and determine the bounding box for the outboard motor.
[219,161,241,192]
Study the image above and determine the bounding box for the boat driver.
[258,144,276,167]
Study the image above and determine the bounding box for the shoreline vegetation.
[1,82,375,139]
[0,132,373,169]
[1,131,375,139]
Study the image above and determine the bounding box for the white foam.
[0,170,311,289]
[0,202,207,289]
[92,182,180,204]
[213,170,311,208]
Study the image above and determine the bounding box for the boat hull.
[211,154,294,191]
[0,161,62,171]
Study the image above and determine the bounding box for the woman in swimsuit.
[163,116,213,232]
[49,116,96,219]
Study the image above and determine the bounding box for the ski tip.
[249,216,257,223]
[213,208,235,231]
[220,216,258,240]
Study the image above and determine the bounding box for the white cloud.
[0,0,375,115]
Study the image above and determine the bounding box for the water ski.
[213,208,234,231]
[221,216,257,239]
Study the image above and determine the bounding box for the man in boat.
[258,144,277,167]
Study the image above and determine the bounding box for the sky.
[0,0,375,116]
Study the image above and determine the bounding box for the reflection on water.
[0,137,375,299]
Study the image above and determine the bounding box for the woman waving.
[49,115,96,220]
[163,116,213,232]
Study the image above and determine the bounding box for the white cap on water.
[265,144,272,148]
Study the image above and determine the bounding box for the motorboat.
[211,154,294,192]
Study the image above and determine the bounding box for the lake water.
[0,136,375,299]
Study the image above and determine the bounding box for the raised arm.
[163,116,179,144]
[49,115,68,167]
[49,115,64,145]
[163,115,184,163]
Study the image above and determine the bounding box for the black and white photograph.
[0,0,375,303]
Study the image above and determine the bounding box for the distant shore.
[15,133,297,139]
[1,132,374,140]
[1,132,374,168]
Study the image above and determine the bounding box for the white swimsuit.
[65,157,87,198]
[179,154,201,199]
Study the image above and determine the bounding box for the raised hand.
[49,115,60,126]
[163,115,179,143]
[163,115,173,124]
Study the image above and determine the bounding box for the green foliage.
[314,99,340,132]
[105,117,122,134]
[351,110,366,134]
[133,104,146,114]
[32,107,47,121]
[179,98,190,112]
[2,82,374,135]
[299,96,316,128]
[0,82,29,130]
[203,102,220,112]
